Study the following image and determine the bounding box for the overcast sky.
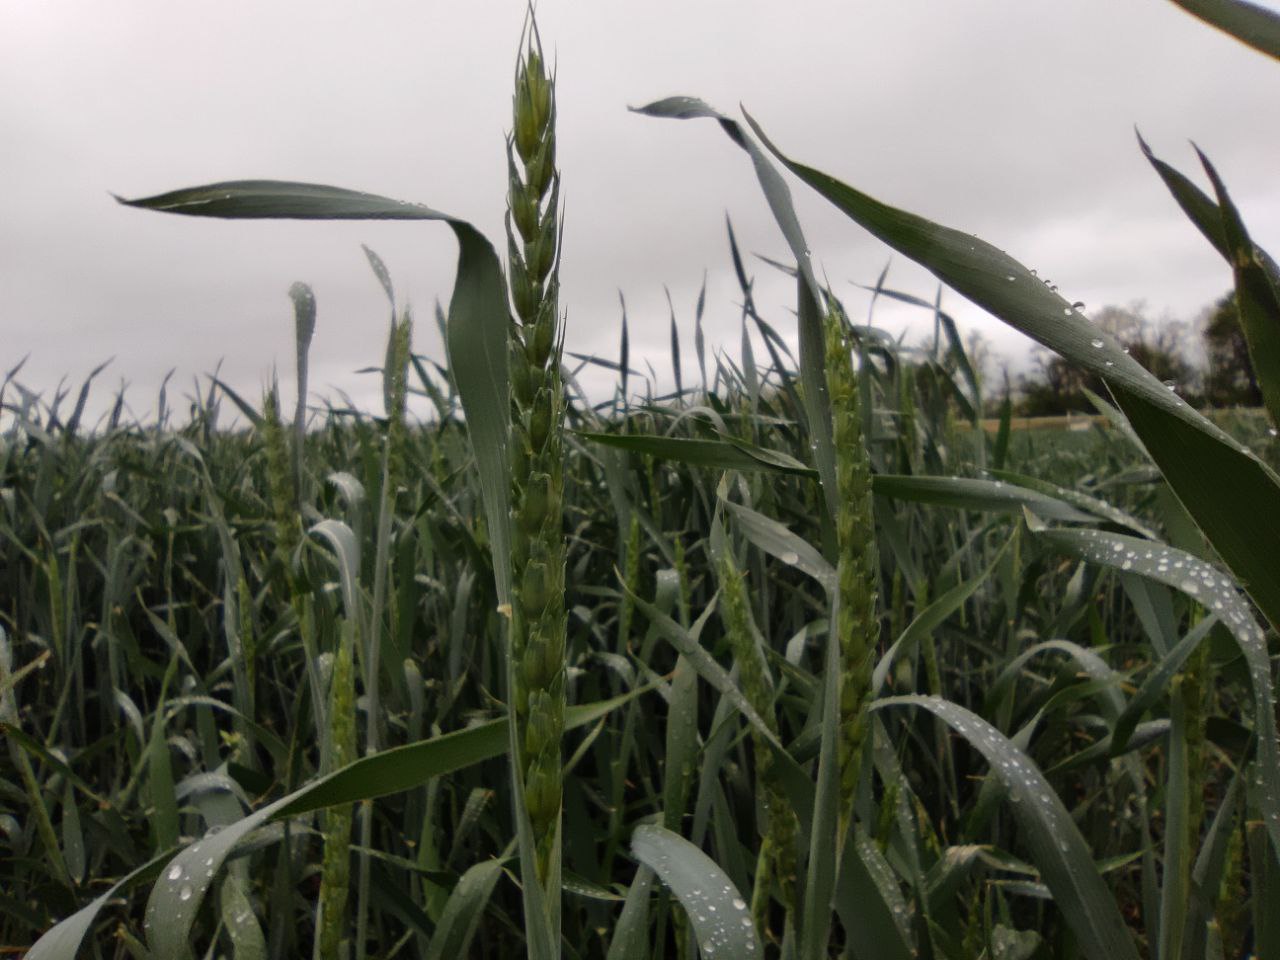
[4,0,1280,425]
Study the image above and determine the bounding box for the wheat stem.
[507,25,567,889]
[824,307,879,837]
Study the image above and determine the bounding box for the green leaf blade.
[630,825,760,958]
[1164,0,1280,61]
[874,696,1141,960]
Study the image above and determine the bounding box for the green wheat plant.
[505,28,569,897]
[7,2,1280,959]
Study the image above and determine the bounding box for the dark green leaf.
[1164,0,1280,60]
[630,825,760,958]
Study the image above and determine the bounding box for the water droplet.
[1104,360,1114,367]
[780,551,800,565]
[1163,380,1177,392]
[732,897,746,911]
[179,884,193,901]
[1006,275,1016,282]
[1072,301,1085,311]
[167,865,183,881]
[1269,427,1278,437]
[1089,339,1103,349]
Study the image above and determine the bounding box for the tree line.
[999,292,1258,417]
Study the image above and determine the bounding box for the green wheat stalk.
[262,386,301,561]
[824,306,879,834]
[315,620,357,960]
[717,548,797,940]
[384,307,413,496]
[506,25,567,888]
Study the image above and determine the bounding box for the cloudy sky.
[4,1,1280,424]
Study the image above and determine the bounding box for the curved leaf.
[1164,0,1280,61]
[720,496,835,591]
[1036,526,1280,860]
[605,865,655,960]
[579,431,817,479]
[310,519,362,623]
[989,469,1157,538]
[874,475,1095,523]
[24,855,171,960]
[730,115,1280,636]
[423,859,505,960]
[28,692,641,960]
[874,696,1140,960]
[118,180,512,601]
[630,825,760,958]
[633,97,838,523]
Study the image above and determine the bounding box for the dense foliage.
[6,3,1280,958]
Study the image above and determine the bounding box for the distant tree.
[1201,292,1261,408]
[1016,302,1197,416]
[964,329,992,390]
[1018,349,1097,417]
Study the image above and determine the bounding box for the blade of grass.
[116,179,513,600]
[579,432,817,479]
[29,691,641,959]
[632,97,838,524]
[630,825,760,958]
[736,114,1280,635]
[873,696,1141,960]
[1035,526,1280,861]
[1163,0,1280,60]
[422,858,505,960]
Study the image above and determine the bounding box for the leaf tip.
[1133,126,1153,158]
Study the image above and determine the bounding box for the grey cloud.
[3,0,1279,423]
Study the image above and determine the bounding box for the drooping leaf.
[731,116,1280,635]
[422,859,506,960]
[579,431,817,479]
[28,692,641,960]
[874,696,1141,960]
[874,475,1095,523]
[633,97,838,523]
[1036,526,1280,861]
[117,180,513,600]
[1164,0,1280,61]
[631,825,760,958]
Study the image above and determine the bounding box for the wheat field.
[5,3,1280,958]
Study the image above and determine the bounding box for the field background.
[6,3,1280,959]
